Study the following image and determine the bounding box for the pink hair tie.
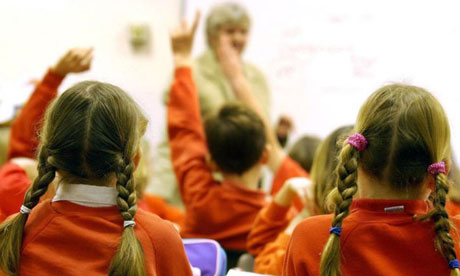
[347,133,368,152]
[427,162,446,175]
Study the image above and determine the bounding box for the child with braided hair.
[283,85,460,276]
[0,77,192,275]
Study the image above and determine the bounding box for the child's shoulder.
[288,214,334,258]
[294,214,334,236]
[135,209,181,240]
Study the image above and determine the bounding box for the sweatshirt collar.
[52,183,118,207]
[351,198,429,215]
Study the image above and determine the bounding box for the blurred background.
[1,0,460,181]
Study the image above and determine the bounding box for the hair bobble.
[449,259,459,269]
[329,226,342,237]
[427,162,446,175]
[347,133,368,152]
[20,205,31,215]
[123,220,136,228]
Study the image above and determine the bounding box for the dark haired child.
[167,13,307,267]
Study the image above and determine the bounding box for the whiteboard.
[184,0,460,157]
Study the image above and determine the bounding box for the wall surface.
[185,0,460,157]
[0,0,180,147]
[2,0,460,163]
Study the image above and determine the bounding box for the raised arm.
[8,48,93,161]
[216,35,286,173]
[0,48,92,219]
[168,13,220,202]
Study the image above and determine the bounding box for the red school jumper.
[1,200,192,276]
[0,70,62,221]
[167,67,306,251]
[283,198,460,276]
[0,70,183,224]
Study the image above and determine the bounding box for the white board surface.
[184,0,460,157]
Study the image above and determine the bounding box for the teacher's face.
[218,24,249,55]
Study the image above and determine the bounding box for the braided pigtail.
[108,158,146,276]
[0,149,56,276]
[320,134,366,276]
[422,163,460,276]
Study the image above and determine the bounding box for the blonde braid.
[0,149,56,275]
[108,157,146,276]
[432,172,460,276]
[320,144,359,276]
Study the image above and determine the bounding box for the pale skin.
[210,24,249,55]
[357,167,433,200]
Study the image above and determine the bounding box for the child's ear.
[259,145,270,165]
[133,148,142,170]
[205,153,221,172]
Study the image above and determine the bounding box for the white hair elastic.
[123,220,136,228]
[20,205,31,214]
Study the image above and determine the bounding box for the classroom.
[1,0,460,275]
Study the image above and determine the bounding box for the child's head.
[204,103,266,176]
[320,84,459,276]
[205,2,251,53]
[0,81,148,276]
[288,135,321,173]
[310,126,353,215]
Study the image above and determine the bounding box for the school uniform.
[152,49,271,208]
[167,67,306,252]
[283,198,460,276]
[247,201,294,275]
[138,193,185,226]
[11,184,193,276]
[446,200,460,217]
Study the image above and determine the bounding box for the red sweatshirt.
[7,70,63,160]
[168,68,305,251]
[283,199,460,276]
[247,201,294,275]
[446,200,460,217]
[137,193,185,225]
[6,200,192,276]
[0,70,62,221]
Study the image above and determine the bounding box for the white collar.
[52,184,118,207]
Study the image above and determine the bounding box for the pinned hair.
[319,84,459,276]
[0,81,148,276]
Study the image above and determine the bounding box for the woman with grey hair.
[195,2,270,118]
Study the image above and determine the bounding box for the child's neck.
[222,166,262,190]
[357,167,431,200]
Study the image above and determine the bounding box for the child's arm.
[247,177,310,256]
[8,48,93,160]
[253,232,292,275]
[247,201,295,256]
[168,13,220,203]
[0,48,92,219]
